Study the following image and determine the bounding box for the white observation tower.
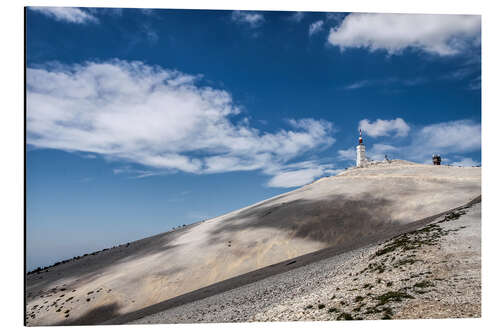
[356,129,367,167]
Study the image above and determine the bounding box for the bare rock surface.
[133,200,481,324]
[25,161,481,325]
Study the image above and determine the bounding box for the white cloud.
[337,148,356,162]
[372,144,398,152]
[450,158,480,167]
[266,161,336,188]
[359,118,410,138]
[328,13,480,56]
[30,7,98,24]
[267,168,323,188]
[231,11,265,28]
[27,60,335,185]
[411,120,481,159]
[309,20,324,36]
[369,144,399,161]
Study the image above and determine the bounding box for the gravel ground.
[133,201,481,324]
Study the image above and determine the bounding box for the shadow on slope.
[210,194,399,246]
[25,225,191,299]
[53,302,121,326]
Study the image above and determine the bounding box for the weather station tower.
[356,129,367,167]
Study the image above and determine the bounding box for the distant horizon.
[26,8,481,270]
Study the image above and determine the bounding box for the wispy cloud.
[87,7,123,17]
[288,11,305,23]
[142,24,159,44]
[450,157,480,167]
[325,12,346,25]
[30,7,98,24]
[337,148,356,161]
[27,60,335,187]
[468,76,481,90]
[309,20,324,36]
[328,13,480,56]
[345,80,371,90]
[113,166,168,179]
[344,77,426,90]
[79,177,93,183]
[440,64,481,90]
[231,11,265,28]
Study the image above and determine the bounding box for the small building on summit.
[432,154,442,165]
[356,129,368,167]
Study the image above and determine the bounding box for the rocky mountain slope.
[25,160,481,325]
[133,198,481,323]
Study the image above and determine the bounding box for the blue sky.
[26,7,481,270]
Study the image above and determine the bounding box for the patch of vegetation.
[443,211,466,222]
[375,291,414,306]
[318,304,325,309]
[328,307,338,313]
[365,262,386,274]
[414,280,435,289]
[353,303,365,312]
[394,257,420,267]
[337,312,354,321]
[370,220,458,260]
[364,306,382,315]
[354,296,364,303]
[383,307,394,318]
